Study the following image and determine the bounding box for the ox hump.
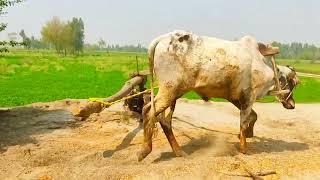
[239,35,259,49]
[166,30,199,57]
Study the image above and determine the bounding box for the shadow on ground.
[174,117,309,154]
[247,136,309,154]
[0,106,79,153]
[103,123,142,158]
[101,114,309,162]
[152,117,310,162]
[152,135,217,163]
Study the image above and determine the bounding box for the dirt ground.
[0,99,319,179]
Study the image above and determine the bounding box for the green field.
[0,50,320,107]
[277,59,320,74]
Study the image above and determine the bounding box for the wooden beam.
[73,75,146,120]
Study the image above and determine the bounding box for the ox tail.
[147,34,167,118]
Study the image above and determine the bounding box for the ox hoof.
[246,132,254,138]
[245,127,254,138]
[239,147,247,154]
[237,128,254,139]
[239,128,247,154]
[239,141,247,154]
[137,147,152,162]
[175,150,187,157]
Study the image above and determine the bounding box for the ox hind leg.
[138,89,176,161]
[230,100,257,138]
[159,100,186,157]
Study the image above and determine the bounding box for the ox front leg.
[160,101,186,157]
[239,106,253,154]
[138,90,175,161]
[245,110,257,138]
[230,100,257,138]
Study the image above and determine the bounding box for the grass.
[0,50,148,106]
[0,50,320,107]
[277,59,320,74]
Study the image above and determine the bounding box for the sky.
[0,0,319,46]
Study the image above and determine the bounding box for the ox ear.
[288,70,300,86]
[258,43,280,56]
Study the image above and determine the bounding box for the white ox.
[138,30,299,161]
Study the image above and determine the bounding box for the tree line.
[16,25,320,58]
[84,38,147,53]
[18,16,85,55]
[1,1,319,58]
[18,17,147,54]
[19,29,49,49]
[272,41,320,60]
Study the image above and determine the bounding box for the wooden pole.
[73,75,146,120]
[136,55,139,75]
[271,55,281,91]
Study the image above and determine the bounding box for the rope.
[270,55,293,103]
[89,86,158,108]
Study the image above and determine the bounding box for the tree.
[19,29,31,49]
[272,41,320,60]
[69,17,84,54]
[29,36,49,49]
[41,16,85,55]
[98,38,106,50]
[41,16,66,54]
[60,23,73,55]
[0,0,24,52]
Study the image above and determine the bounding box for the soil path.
[0,99,319,179]
[297,72,320,78]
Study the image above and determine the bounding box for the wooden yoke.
[258,43,279,56]
[271,55,281,91]
[258,43,290,96]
